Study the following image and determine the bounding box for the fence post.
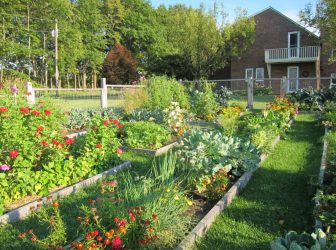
[247,77,253,109]
[26,82,36,105]
[280,76,287,96]
[100,78,108,108]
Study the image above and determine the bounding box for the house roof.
[251,6,320,39]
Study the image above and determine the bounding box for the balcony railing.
[265,46,320,63]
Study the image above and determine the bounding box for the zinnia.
[112,236,123,250]
[31,110,41,116]
[41,140,49,147]
[44,110,52,116]
[116,148,123,155]
[0,164,10,171]
[65,138,75,145]
[103,120,109,126]
[0,107,8,113]
[20,107,30,114]
[9,150,19,158]
[96,144,102,149]
[36,126,44,134]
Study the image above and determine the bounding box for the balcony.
[265,46,320,63]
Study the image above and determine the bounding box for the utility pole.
[0,17,5,83]
[27,4,31,80]
[54,19,59,96]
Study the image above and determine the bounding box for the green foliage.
[123,121,171,149]
[270,229,336,250]
[125,107,165,124]
[145,75,190,110]
[66,107,117,130]
[217,106,242,136]
[164,102,188,136]
[190,83,219,121]
[123,86,148,114]
[254,83,273,96]
[0,99,122,214]
[176,129,260,190]
[214,86,233,107]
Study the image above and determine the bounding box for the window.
[245,68,253,82]
[256,68,264,81]
[331,73,336,85]
[288,31,300,48]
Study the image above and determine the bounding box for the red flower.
[20,107,30,114]
[31,110,41,116]
[36,126,44,134]
[44,110,52,116]
[77,243,84,249]
[0,107,8,113]
[103,120,109,126]
[114,217,120,223]
[96,144,102,149]
[110,119,123,129]
[53,201,59,207]
[112,236,123,250]
[52,139,64,148]
[64,138,75,145]
[41,140,49,147]
[116,148,123,155]
[9,150,19,158]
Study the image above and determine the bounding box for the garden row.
[1,80,296,249]
[268,88,336,250]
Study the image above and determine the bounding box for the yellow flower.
[166,188,171,193]
[174,195,180,201]
[186,200,193,206]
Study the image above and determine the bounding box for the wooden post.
[101,78,108,108]
[247,77,253,109]
[26,82,35,105]
[280,76,288,96]
[54,19,59,97]
[316,59,321,90]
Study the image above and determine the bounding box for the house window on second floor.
[245,68,253,82]
[256,68,264,82]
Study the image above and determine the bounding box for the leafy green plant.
[190,83,219,121]
[145,76,190,110]
[214,86,233,106]
[123,121,171,149]
[176,129,260,189]
[217,106,242,136]
[254,83,272,96]
[270,229,336,250]
[66,107,117,130]
[123,86,149,113]
[125,107,165,124]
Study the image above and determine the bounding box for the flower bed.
[0,100,124,215]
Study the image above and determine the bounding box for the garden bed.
[176,118,294,250]
[124,140,178,156]
[0,161,131,224]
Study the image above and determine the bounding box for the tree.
[300,0,336,61]
[102,44,138,85]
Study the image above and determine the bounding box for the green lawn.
[230,95,275,111]
[194,114,323,250]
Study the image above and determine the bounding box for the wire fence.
[1,77,334,112]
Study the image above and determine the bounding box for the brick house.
[226,7,336,93]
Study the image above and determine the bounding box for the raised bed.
[124,141,178,156]
[0,161,131,224]
[315,127,329,228]
[176,118,294,250]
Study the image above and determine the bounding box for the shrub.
[254,83,273,95]
[145,75,190,110]
[217,106,242,136]
[102,44,138,85]
[123,121,171,149]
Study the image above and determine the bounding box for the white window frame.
[287,66,299,92]
[288,31,300,48]
[255,68,264,82]
[331,73,336,85]
[245,68,253,82]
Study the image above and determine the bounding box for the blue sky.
[150,0,318,24]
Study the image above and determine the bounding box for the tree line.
[0,0,255,88]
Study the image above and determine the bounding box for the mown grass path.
[194,114,323,250]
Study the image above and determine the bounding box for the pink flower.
[10,85,18,94]
[0,164,10,171]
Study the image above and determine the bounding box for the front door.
[287,66,299,92]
